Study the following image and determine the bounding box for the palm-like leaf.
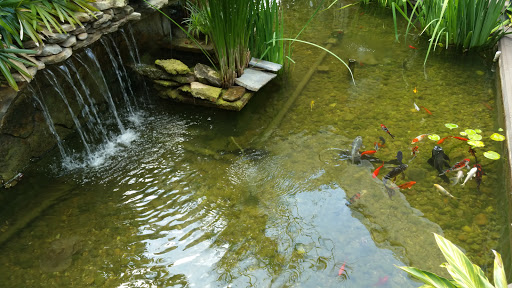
[492,250,507,288]
[434,233,494,288]
[397,265,458,288]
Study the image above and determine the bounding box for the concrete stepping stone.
[249,57,282,72]
[235,68,276,92]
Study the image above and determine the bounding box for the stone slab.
[234,68,277,92]
[249,57,282,72]
[498,32,512,262]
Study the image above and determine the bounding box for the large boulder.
[91,0,128,10]
[155,59,190,75]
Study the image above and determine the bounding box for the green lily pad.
[499,128,504,132]
[483,151,500,160]
[465,129,476,135]
[490,133,506,141]
[460,132,467,136]
[475,129,482,133]
[468,134,482,141]
[445,123,458,129]
[467,140,485,148]
[428,134,440,141]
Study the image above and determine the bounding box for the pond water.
[0,1,510,287]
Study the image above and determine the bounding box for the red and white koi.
[440,158,470,175]
[411,134,429,144]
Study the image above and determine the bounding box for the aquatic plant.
[249,0,284,65]
[394,0,509,66]
[0,0,97,91]
[398,233,508,288]
[182,1,210,44]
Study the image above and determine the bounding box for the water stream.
[0,1,509,287]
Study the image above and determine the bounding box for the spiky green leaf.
[492,250,507,288]
[434,233,494,288]
[398,265,457,288]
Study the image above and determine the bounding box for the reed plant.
[196,0,258,87]
[249,0,284,65]
[393,0,509,65]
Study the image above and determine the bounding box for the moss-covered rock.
[154,59,190,75]
[153,79,180,88]
[132,64,172,80]
[190,82,222,102]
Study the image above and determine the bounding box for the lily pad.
[490,133,506,141]
[467,140,485,148]
[460,132,467,136]
[499,128,504,132]
[483,151,500,160]
[445,123,458,129]
[465,129,476,135]
[468,134,482,141]
[428,134,440,141]
[475,129,482,133]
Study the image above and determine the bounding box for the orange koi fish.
[411,134,429,144]
[338,262,346,276]
[398,181,416,189]
[361,150,377,156]
[452,136,468,141]
[420,106,432,115]
[409,45,417,49]
[372,162,385,178]
[374,276,389,286]
[440,158,470,175]
[413,87,417,94]
[380,124,395,139]
[411,146,419,156]
[437,136,450,144]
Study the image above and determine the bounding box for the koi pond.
[0,1,510,287]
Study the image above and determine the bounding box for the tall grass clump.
[249,0,284,65]
[197,0,257,87]
[393,0,509,65]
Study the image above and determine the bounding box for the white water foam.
[62,128,139,170]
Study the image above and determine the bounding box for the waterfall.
[44,69,93,156]
[123,25,150,102]
[28,84,69,159]
[77,48,126,134]
[56,64,107,143]
[100,37,136,114]
[65,61,109,141]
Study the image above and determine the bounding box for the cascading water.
[100,37,136,114]
[28,84,69,159]
[106,35,137,107]
[44,69,93,157]
[121,25,150,101]
[65,61,109,141]
[77,48,126,134]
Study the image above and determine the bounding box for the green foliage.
[0,0,97,91]
[249,0,284,65]
[182,1,210,44]
[397,234,508,288]
[392,0,509,66]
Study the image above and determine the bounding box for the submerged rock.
[39,236,81,273]
[155,59,190,75]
